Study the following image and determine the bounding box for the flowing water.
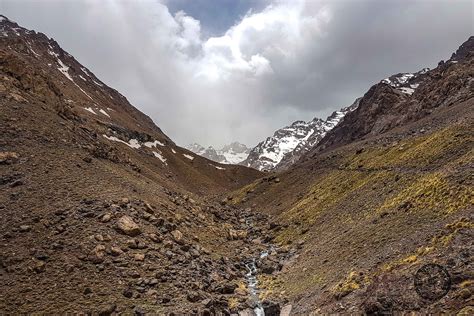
[244,216,273,316]
[245,258,265,316]
[244,249,272,316]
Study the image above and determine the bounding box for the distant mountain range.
[186,142,251,164]
[190,65,437,171]
[187,103,360,171]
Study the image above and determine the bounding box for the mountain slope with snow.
[242,101,359,171]
[0,15,264,315]
[381,67,429,95]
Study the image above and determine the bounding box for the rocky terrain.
[242,102,358,171]
[1,13,473,316]
[0,16,283,315]
[187,142,251,165]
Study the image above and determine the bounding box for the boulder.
[280,305,292,316]
[122,287,133,298]
[144,202,154,214]
[101,213,112,223]
[33,260,45,273]
[262,301,280,316]
[134,253,145,261]
[89,245,106,263]
[109,246,123,256]
[116,216,141,236]
[171,230,184,244]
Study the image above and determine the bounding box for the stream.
[243,216,275,316]
[244,249,272,316]
[245,258,265,316]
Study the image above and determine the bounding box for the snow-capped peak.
[186,143,206,155]
[242,99,360,171]
[186,142,251,165]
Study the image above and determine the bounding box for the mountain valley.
[0,14,473,316]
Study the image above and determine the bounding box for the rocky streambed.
[238,216,295,316]
[239,245,294,316]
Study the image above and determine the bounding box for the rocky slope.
[314,38,473,153]
[242,102,358,171]
[187,142,251,165]
[229,36,474,314]
[0,15,275,315]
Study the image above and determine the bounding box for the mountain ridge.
[242,101,359,171]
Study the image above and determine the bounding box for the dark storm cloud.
[1,0,472,147]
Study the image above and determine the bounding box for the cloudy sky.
[1,0,472,147]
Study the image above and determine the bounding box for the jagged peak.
[450,35,474,61]
[243,101,358,171]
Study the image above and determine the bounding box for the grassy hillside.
[230,98,473,313]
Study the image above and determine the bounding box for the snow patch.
[49,49,93,100]
[222,152,249,164]
[144,140,165,148]
[399,87,415,95]
[26,42,40,57]
[11,27,20,36]
[171,148,177,154]
[93,79,103,87]
[183,154,194,160]
[99,109,110,117]
[153,151,167,165]
[81,67,92,77]
[210,164,225,170]
[84,107,97,115]
[56,58,73,81]
[128,139,141,149]
[77,86,93,100]
[103,135,141,149]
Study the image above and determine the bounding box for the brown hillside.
[0,16,268,315]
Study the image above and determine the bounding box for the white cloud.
[193,0,331,81]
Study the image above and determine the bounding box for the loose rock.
[116,215,141,236]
